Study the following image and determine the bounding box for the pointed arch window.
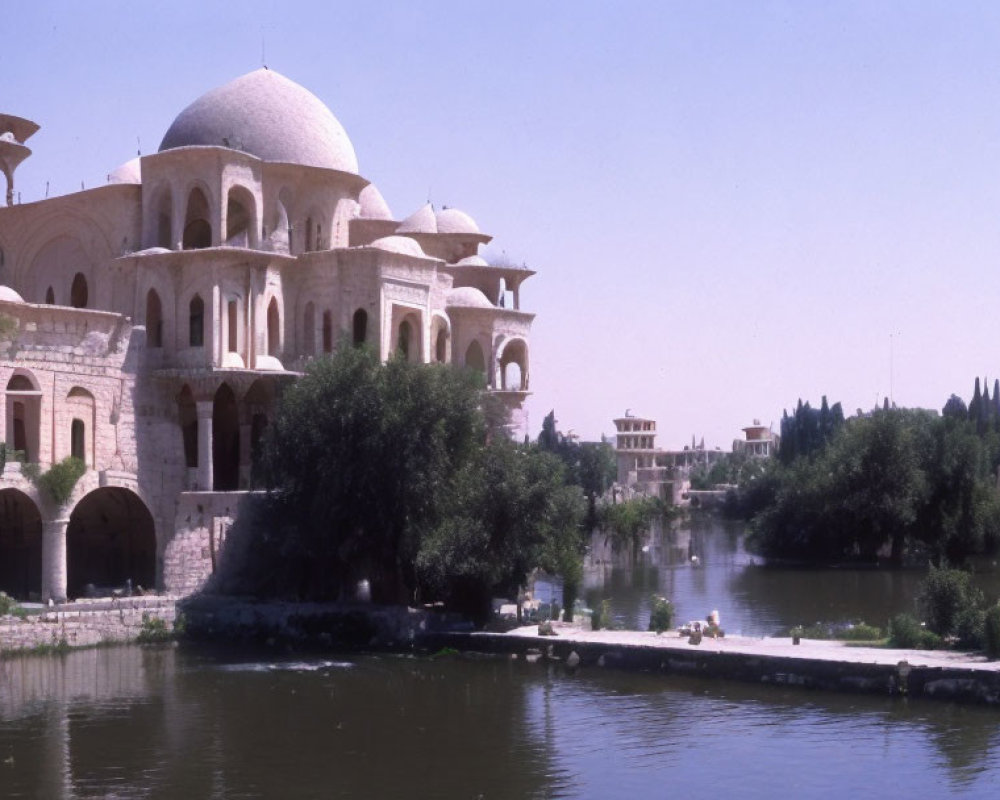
[189,295,204,347]
[71,273,88,308]
[352,309,367,346]
[146,289,163,348]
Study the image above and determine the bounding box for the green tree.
[256,345,483,603]
[416,439,585,623]
[538,410,560,452]
[942,394,968,421]
[216,344,586,623]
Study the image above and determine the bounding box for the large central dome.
[159,68,358,173]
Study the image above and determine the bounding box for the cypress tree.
[978,377,990,435]
[970,377,982,425]
[992,379,1000,431]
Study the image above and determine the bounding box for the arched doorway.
[67,488,156,598]
[499,338,529,390]
[352,308,367,346]
[465,340,486,376]
[213,383,240,491]
[70,272,88,308]
[146,289,163,348]
[267,297,280,357]
[226,186,256,247]
[244,379,275,487]
[397,319,412,360]
[183,187,212,249]
[0,489,42,600]
[189,295,205,347]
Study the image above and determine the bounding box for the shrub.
[38,457,87,507]
[919,566,982,637]
[956,605,986,650]
[0,591,25,617]
[983,604,1000,659]
[889,613,942,650]
[136,614,174,644]
[21,457,87,507]
[648,595,675,634]
[591,598,607,631]
[840,623,883,641]
[790,621,882,641]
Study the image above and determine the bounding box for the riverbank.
[7,596,1000,706]
[0,596,177,652]
[428,622,1000,706]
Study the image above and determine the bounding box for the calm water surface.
[1,519,999,799]
[586,516,999,635]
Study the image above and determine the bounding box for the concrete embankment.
[428,625,1000,707]
[0,596,178,652]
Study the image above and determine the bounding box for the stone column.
[41,518,68,603]
[196,400,214,491]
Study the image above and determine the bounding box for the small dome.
[436,207,480,234]
[159,68,358,173]
[108,157,141,185]
[0,285,25,303]
[446,286,494,309]
[397,203,437,234]
[370,236,427,258]
[455,255,489,267]
[358,184,393,220]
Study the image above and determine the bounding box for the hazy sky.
[4,2,1000,447]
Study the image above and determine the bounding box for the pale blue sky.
[5,1,1000,446]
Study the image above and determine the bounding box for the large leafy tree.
[257,344,482,603]
[748,405,1000,565]
[417,439,584,622]
[216,344,586,619]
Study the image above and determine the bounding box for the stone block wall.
[163,491,256,596]
[0,596,177,652]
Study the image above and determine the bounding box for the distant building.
[733,419,779,459]
[612,411,725,503]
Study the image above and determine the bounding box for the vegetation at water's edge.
[211,344,587,626]
[648,595,675,634]
[135,613,179,644]
[0,592,27,619]
[733,381,1000,567]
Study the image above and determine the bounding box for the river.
[1,519,999,799]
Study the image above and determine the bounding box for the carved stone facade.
[0,68,534,602]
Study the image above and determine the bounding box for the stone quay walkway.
[436,622,1000,706]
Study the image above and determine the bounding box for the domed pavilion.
[0,69,534,603]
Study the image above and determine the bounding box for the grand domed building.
[0,69,534,603]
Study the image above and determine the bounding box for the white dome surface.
[455,255,489,267]
[159,69,358,173]
[436,207,479,234]
[109,157,141,185]
[0,285,25,303]
[370,236,427,258]
[358,184,393,220]
[397,203,437,234]
[446,286,494,309]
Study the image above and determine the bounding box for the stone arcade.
[0,68,534,602]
